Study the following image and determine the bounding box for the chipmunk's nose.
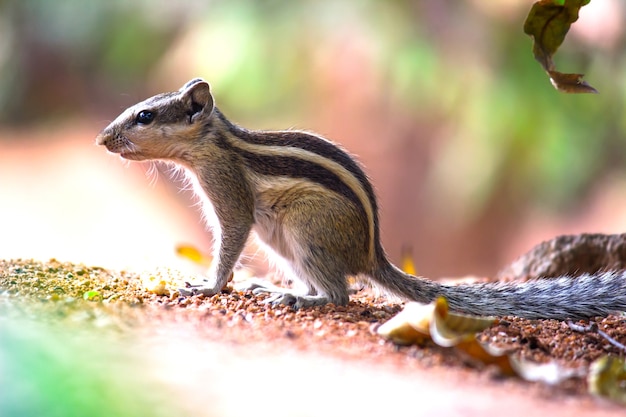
[95,130,118,153]
[95,127,113,146]
[95,132,106,146]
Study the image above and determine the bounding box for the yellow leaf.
[376,302,435,346]
[430,297,496,347]
[589,356,626,404]
[427,297,517,374]
[456,339,517,377]
[378,297,577,381]
[175,244,212,266]
[141,274,170,296]
[378,298,496,348]
[401,245,417,275]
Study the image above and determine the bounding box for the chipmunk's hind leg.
[257,195,355,308]
[269,249,350,308]
[237,189,359,308]
[234,258,348,309]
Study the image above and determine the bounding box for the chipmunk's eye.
[136,110,154,125]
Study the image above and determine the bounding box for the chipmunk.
[96,78,626,320]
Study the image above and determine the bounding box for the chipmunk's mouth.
[120,151,146,161]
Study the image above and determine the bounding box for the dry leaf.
[511,358,584,385]
[548,71,598,94]
[377,298,495,347]
[376,301,437,346]
[523,0,585,71]
[588,356,626,404]
[523,0,597,93]
[456,339,517,376]
[175,244,213,266]
[379,297,579,383]
[401,245,417,275]
[141,273,170,296]
[428,298,517,375]
[430,297,496,346]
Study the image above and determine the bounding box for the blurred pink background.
[1,0,625,279]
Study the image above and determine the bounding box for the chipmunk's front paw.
[263,293,330,309]
[234,278,330,308]
[234,277,283,294]
[178,280,220,297]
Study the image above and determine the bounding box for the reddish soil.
[1,258,624,417]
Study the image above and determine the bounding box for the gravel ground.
[1,258,625,416]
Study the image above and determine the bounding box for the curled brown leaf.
[379,298,581,383]
[523,0,596,93]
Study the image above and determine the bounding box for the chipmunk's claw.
[179,281,219,297]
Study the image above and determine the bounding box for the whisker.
[146,162,160,187]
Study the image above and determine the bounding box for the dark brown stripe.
[218,110,377,206]
[238,149,365,215]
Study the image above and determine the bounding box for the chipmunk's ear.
[180,78,214,123]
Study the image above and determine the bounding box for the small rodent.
[96,78,626,319]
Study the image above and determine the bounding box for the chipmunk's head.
[96,78,215,161]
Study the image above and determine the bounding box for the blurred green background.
[0,0,625,277]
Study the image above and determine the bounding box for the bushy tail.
[372,262,626,320]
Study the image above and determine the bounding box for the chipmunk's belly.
[252,177,327,263]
